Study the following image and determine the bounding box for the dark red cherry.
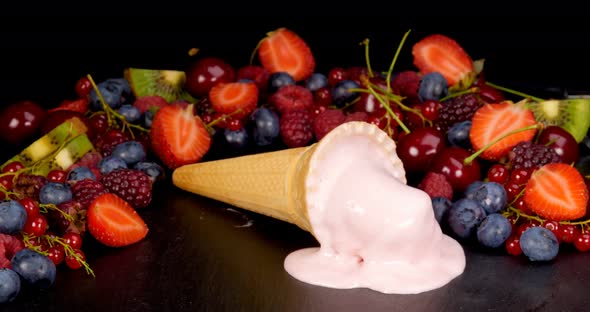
[0,100,46,144]
[396,127,446,174]
[537,125,579,165]
[430,146,482,192]
[477,84,505,103]
[185,57,236,97]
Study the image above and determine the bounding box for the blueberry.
[111,141,146,166]
[418,72,448,102]
[143,110,154,129]
[224,128,249,149]
[237,78,254,83]
[268,72,295,93]
[250,107,280,146]
[11,249,56,289]
[0,269,20,303]
[431,196,452,224]
[520,227,559,261]
[0,200,26,235]
[89,78,132,110]
[476,213,512,248]
[118,104,142,123]
[67,166,96,182]
[331,80,361,107]
[98,155,128,174]
[305,73,328,91]
[447,120,472,149]
[464,181,507,214]
[446,198,487,239]
[464,180,485,197]
[39,182,72,205]
[133,161,164,182]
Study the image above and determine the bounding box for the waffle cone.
[172,121,406,234]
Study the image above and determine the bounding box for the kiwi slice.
[124,68,197,103]
[528,98,590,142]
[31,133,95,176]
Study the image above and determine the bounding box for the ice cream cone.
[171,121,406,234]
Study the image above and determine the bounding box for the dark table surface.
[2,15,590,311]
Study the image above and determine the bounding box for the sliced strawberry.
[412,34,474,87]
[257,27,315,81]
[150,104,211,169]
[208,82,258,119]
[88,193,149,247]
[524,163,589,221]
[469,101,537,161]
[133,95,168,114]
[48,98,88,114]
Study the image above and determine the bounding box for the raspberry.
[279,110,314,148]
[270,85,314,114]
[344,111,369,123]
[133,95,168,114]
[313,109,346,141]
[435,93,483,132]
[237,65,270,91]
[417,172,453,200]
[507,141,561,170]
[391,71,421,104]
[0,233,24,269]
[100,169,153,209]
[71,178,108,209]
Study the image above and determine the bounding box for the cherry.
[314,87,332,107]
[2,161,24,173]
[429,146,482,192]
[537,125,579,165]
[46,245,65,265]
[558,224,579,244]
[477,84,505,103]
[574,232,590,252]
[75,76,92,98]
[505,235,522,256]
[23,214,48,237]
[327,67,347,86]
[185,57,236,97]
[354,92,383,114]
[487,164,510,184]
[65,248,85,270]
[396,127,446,174]
[62,232,83,250]
[47,169,67,183]
[18,197,39,218]
[0,100,46,145]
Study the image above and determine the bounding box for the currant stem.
[360,38,374,78]
[464,124,540,165]
[39,203,75,222]
[485,81,544,102]
[386,29,411,94]
[45,235,95,277]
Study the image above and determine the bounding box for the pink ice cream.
[284,124,466,294]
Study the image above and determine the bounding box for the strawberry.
[524,163,589,221]
[469,101,537,161]
[87,193,149,247]
[150,104,211,169]
[48,98,88,114]
[257,27,315,81]
[412,34,474,88]
[208,82,258,119]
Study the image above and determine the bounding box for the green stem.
[386,29,411,94]
[439,87,478,102]
[360,38,374,78]
[485,81,544,102]
[366,84,410,134]
[464,124,540,164]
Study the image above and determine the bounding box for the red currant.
[513,197,533,215]
[88,113,109,137]
[2,161,24,173]
[62,232,83,250]
[508,168,534,186]
[201,112,214,124]
[0,175,14,190]
[420,100,441,121]
[226,118,244,131]
[23,214,48,237]
[574,232,590,252]
[543,221,561,243]
[18,197,39,218]
[46,245,65,265]
[516,222,538,237]
[65,249,86,270]
[504,183,524,203]
[328,67,347,86]
[487,164,510,184]
[558,224,579,244]
[75,77,92,98]
[47,169,68,183]
[505,235,522,256]
[314,87,332,107]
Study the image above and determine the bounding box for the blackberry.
[435,94,483,132]
[508,141,561,170]
[71,178,108,209]
[100,169,152,209]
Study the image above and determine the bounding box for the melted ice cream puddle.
[284,132,466,294]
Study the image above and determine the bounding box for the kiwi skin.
[529,98,590,143]
[124,68,197,103]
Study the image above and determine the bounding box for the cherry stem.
[464,123,540,164]
[506,206,546,224]
[365,84,410,134]
[360,39,374,78]
[485,81,544,102]
[385,29,411,94]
